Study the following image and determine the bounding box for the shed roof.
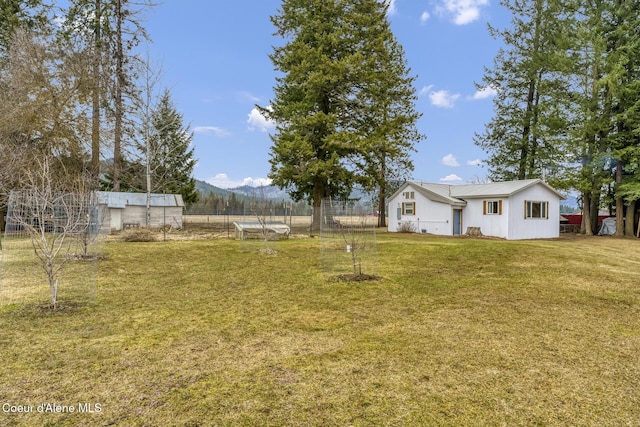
[97,191,185,209]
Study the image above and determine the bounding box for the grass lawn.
[0,232,639,426]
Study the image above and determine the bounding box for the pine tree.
[349,0,423,228]
[147,89,198,205]
[475,0,572,184]
[606,0,640,236]
[564,0,640,235]
[63,0,111,182]
[263,0,422,232]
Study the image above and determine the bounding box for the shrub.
[122,229,156,242]
[397,221,417,233]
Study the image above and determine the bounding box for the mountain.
[195,179,372,203]
[195,180,292,201]
[228,185,291,200]
[195,180,233,197]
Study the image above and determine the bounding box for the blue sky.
[143,0,510,189]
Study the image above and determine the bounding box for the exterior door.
[453,209,462,235]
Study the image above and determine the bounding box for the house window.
[525,200,548,219]
[402,202,416,215]
[483,200,502,215]
[403,191,415,199]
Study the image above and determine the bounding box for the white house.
[97,191,185,233]
[387,179,565,240]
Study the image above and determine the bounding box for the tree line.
[0,0,198,230]
[186,191,313,217]
[476,0,640,236]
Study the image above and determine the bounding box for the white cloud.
[472,86,498,100]
[194,126,230,137]
[384,0,397,16]
[207,173,272,189]
[420,11,431,24]
[243,177,272,187]
[238,91,261,103]
[436,0,488,25]
[419,84,435,96]
[442,154,460,167]
[429,90,460,108]
[440,174,464,182]
[467,159,482,166]
[247,106,276,132]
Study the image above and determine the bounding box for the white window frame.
[525,200,548,219]
[487,201,499,215]
[402,202,415,215]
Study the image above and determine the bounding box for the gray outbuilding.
[97,191,184,233]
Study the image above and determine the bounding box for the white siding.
[122,206,183,229]
[387,180,562,240]
[388,184,453,235]
[508,186,560,239]
[463,199,510,238]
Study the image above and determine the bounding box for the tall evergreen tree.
[147,89,198,205]
[63,0,111,182]
[349,0,423,228]
[263,0,422,232]
[565,0,640,235]
[606,0,640,236]
[475,0,571,184]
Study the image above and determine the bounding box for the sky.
[141,0,511,189]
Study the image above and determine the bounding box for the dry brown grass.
[0,233,638,426]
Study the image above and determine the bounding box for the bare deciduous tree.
[6,157,97,308]
[338,207,369,276]
[0,28,92,230]
[250,188,277,254]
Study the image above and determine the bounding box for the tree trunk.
[311,180,324,236]
[589,190,600,235]
[112,0,124,192]
[625,199,636,237]
[582,191,592,235]
[518,80,534,181]
[615,159,625,236]
[90,0,101,182]
[377,184,386,228]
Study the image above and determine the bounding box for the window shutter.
[414,203,416,215]
[483,200,487,215]
[498,200,503,215]
[524,200,527,219]
[402,203,405,215]
[545,201,549,219]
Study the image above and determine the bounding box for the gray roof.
[389,179,564,206]
[97,191,185,209]
[450,179,565,199]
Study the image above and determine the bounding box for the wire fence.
[1,190,103,307]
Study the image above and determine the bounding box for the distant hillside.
[195,180,233,197]
[195,180,291,201]
[228,184,291,200]
[195,179,372,204]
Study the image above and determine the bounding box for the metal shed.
[97,192,185,233]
